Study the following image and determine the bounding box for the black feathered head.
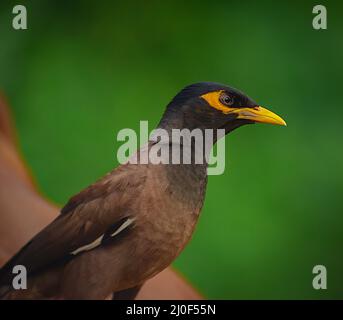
[158,82,286,134]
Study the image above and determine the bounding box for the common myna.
[0,82,286,299]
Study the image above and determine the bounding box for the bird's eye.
[220,93,234,106]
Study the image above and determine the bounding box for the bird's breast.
[123,163,207,280]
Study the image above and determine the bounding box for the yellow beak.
[232,106,287,126]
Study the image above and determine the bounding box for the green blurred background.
[0,0,342,299]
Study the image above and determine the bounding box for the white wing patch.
[71,218,135,255]
[110,218,135,237]
[71,235,104,255]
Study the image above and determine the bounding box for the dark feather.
[0,164,146,286]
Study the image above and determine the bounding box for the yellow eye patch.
[200,90,236,114]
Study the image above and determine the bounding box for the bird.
[0,82,286,299]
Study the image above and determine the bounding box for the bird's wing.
[0,164,147,285]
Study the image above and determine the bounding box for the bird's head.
[158,82,286,134]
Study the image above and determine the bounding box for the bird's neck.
[149,108,210,211]
[155,107,218,165]
[157,104,209,133]
[166,162,208,212]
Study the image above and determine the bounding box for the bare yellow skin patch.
[201,90,235,114]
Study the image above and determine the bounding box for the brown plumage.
[0,82,285,299]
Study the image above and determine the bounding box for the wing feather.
[0,164,146,285]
